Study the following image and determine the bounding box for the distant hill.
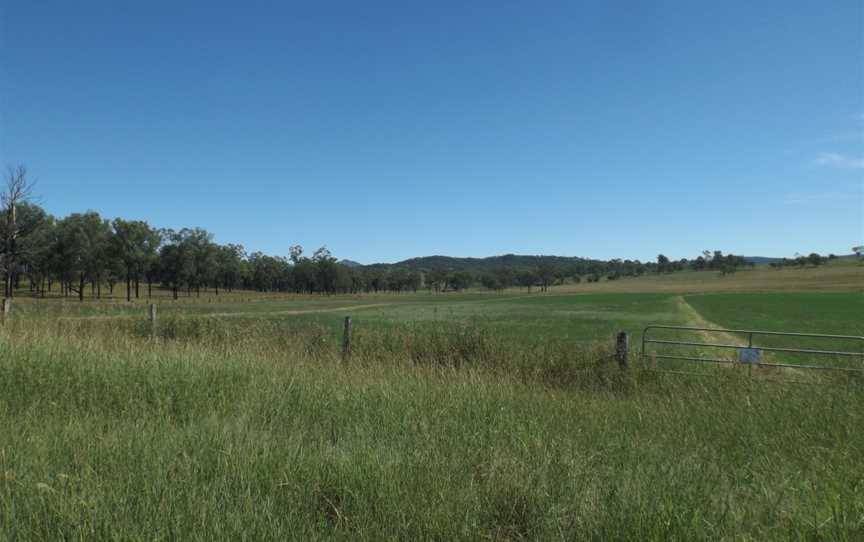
[338,259,363,268]
[355,253,858,273]
[744,254,857,265]
[742,256,783,265]
[366,254,600,272]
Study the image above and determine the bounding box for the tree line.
[1,165,821,301]
[768,253,832,269]
[0,166,434,300]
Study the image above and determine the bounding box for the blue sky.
[2,1,862,263]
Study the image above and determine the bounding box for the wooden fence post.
[1,298,10,321]
[615,331,629,369]
[342,316,352,361]
[148,303,157,337]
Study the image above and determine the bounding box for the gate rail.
[641,325,864,373]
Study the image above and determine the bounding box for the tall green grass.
[1,316,862,540]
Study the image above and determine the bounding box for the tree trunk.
[135,277,140,299]
[79,275,85,302]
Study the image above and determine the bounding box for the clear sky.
[2,1,862,263]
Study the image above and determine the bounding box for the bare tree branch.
[2,164,36,297]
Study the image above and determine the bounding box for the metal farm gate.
[640,325,864,375]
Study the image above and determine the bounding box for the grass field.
[684,292,864,337]
[1,261,862,540]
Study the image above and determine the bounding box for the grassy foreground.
[1,315,862,541]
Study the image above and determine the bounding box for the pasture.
[1,261,862,540]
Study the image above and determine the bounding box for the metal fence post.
[616,331,629,369]
[342,316,352,361]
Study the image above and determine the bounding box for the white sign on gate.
[738,348,762,364]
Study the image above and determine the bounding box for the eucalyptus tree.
[517,269,538,292]
[349,268,366,293]
[386,267,408,292]
[292,258,316,293]
[807,253,824,267]
[334,265,353,294]
[216,243,245,293]
[406,271,422,292]
[313,249,339,294]
[16,204,54,297]
[448,271,473,291]
[194,235,218,296]
[157,239,183,299]
[248,252,283,292]
[5,202,51,294]
[103,255,125,297]
[480,273,502,291]
[656,254,670,273]
[111,219,160,301]
[175,228,215,296]
[537,263,556,292]
[55,212,112,301]
[364,267,386,293]
[142,228,163,297]
[158,229,199,298]
[145,254,161,298]
[426,269,448,293]
[289,244,304,264]
[493,267,514,289]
